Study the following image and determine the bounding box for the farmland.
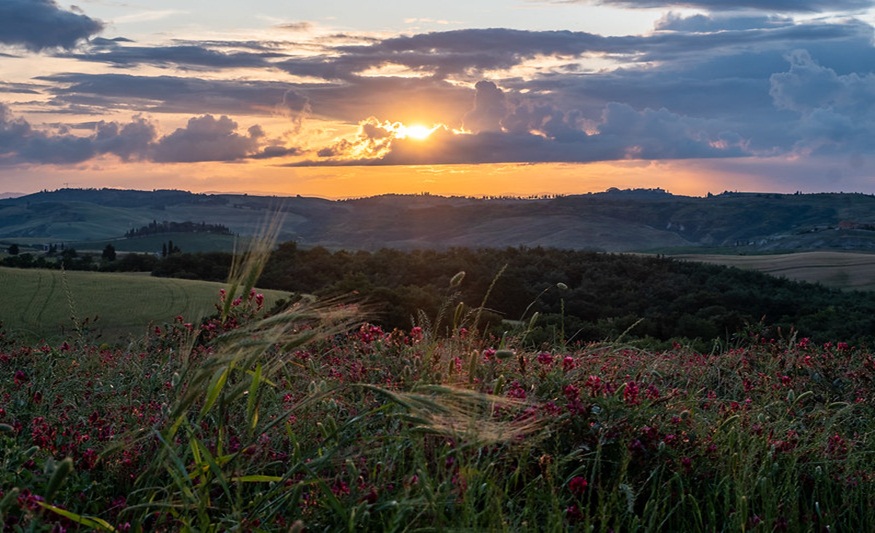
[0,267,290,341]
[670,251,875,291]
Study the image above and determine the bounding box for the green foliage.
[257,244,875,346]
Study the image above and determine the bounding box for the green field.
[0,267,291,341]
[68,232,248,254]
[670,251,875,291]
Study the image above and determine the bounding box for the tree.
[7,244,19,255]
[60,248,78,269]
[102,243,117,262]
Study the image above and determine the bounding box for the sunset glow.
[1,1,875,197]
[397,124,437,141]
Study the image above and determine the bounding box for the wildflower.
[623,381,640,405]
[562,356,576,372]
[568,476,588,496]
[506,380,527,400]
[537,352,554,366]
[584,375,602,396]
[681,456,693,472]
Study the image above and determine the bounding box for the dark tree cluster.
[125,220,232,238]
[255,243,875,347]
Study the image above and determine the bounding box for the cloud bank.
[0,0,104,51]
[0,104,292,165]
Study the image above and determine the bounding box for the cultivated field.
[669,251,875,291]
[0,267,290,341]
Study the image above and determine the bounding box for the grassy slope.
[670,251,875,291]
[0,267,291,342]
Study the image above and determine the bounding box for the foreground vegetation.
[2,267,875,531]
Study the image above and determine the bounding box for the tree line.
[125,220,232,238]
[5,241,874,347]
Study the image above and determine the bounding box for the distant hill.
[3,187,875,254]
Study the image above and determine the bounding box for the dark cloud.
[93,117,158,162]
[275,22,313,32]
[463,81,507,132]
[654,13,793,32]
[274,20,871,85]
[575,0,874,12]
[770,50,875,153]
[248,145,302,159]
[66,44,280,70]
[38,73,310,117]
[0,0,104,51]
[0,104,297,165]
[152,116,263,162]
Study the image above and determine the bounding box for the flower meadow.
[3,272,875,532]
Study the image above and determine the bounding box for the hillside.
[0,267,291,341]
[671,251,875,292]
[4,188,875,254]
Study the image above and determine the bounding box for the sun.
[398,123,434,140]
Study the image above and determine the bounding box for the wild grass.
[2,244,875,531]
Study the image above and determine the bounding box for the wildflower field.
[2,268,875,533]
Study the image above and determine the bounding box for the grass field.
[68,232,247,254]
[0,267,291,342]
[669,251,875,291]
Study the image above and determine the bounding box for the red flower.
[569,476,588,496]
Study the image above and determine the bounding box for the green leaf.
[37,502,116,532]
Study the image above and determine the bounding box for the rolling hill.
[3,187,875,255]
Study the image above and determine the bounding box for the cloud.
[275,22,313,32]
[770,50,875,153]
[654,13,793,32]
[563,0,874,12]
[66,44,275,70]
[151,115,263,162]
[0,0,104,51]
[0,103,298,165]
[463,81,507,132]
[38,73,310,117]
[298,83,749,166]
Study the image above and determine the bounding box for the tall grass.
[2,239,875,531]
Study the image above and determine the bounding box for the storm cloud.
[0,0,104,51]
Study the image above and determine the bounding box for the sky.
[1,0,875,198]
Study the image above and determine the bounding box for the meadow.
[2,246,875,532]
[0,267,290,342]
[671,251,875,292]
